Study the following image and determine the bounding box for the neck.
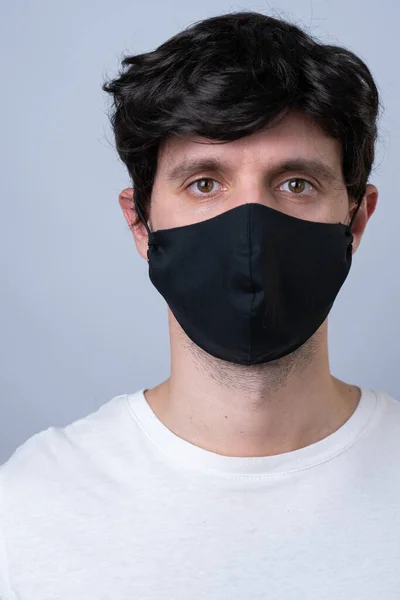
[144,314,360,458]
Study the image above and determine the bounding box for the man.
[1,10,399,600]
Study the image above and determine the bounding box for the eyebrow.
[272,159,338,183]
[167,158,225,182]
[167,157,339,184]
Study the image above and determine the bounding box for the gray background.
[0,0,398,464]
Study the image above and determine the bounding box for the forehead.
[158,110,343,175]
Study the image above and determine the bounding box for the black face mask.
[136,201,358,365]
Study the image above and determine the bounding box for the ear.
[349,184,378,253]
[118,188,150,261]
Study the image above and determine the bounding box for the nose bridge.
[229,168,275,210]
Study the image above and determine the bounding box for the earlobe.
[118,187,149,260]
[350,184,378,253]
[119,188,135,230]
[365,184,378,220]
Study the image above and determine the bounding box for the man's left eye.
[279,179,314,194]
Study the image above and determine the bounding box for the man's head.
[103,10,380,374]
[103,10,379,249]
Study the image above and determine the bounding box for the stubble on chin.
[182,333,318,395]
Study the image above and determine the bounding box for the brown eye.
[196,178,215,193]
[186,177,222,198]
[288,179,306,193]
[279,178,314,195]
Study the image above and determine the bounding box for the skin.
[119,110,378,458]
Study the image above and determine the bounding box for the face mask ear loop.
[349,195,364,230]
[133,197,155,246]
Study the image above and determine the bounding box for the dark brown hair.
[103,11,380,224]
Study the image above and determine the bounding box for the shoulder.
[0,391,139,596]
[0,390,147,550]
[371,389,400,440]
[353,388,400,483]
[0,392,134,500]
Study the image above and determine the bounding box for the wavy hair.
[103,11,380,224]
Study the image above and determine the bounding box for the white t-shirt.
[1,387,400,599]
